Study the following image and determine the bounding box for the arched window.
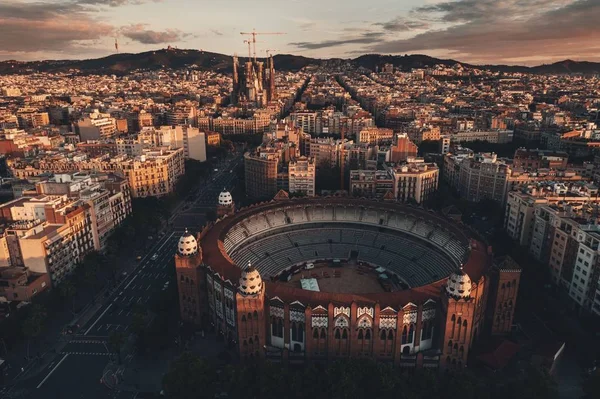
[320,329,327,339]
[241,315,246,322]
[342,329,348,339]
[180,275,185,281]
[408,324,414,344]
[451,314,455,322]
[448,340,453,349]
[456,317,462,341]
[253,310,258,318]
[313,328,319,339]
[388,330,394,341]
[247,312,252,320]
[365,329,371,340]
[358,330,363,340]
[335,329,341,339]
[402,346,410,355]
[402,325,408,344]
[298,323,304,342]
[292,322,298,341]
[380,330,387,340]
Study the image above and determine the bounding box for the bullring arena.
[175,194,520,368]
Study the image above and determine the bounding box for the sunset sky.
[1,0,598,65]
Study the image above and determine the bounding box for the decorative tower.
[235,261,266,359]
[175,229,206,326]
[217,189,235,217]
[440,267,476,369]
[489,256,521,335]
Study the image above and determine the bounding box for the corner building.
[175,196,519,367]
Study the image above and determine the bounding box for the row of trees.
[162,354,561,399]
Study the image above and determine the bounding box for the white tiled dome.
[238,261,262,296]
[445,268,472,299]
[178,229,198,256]
[218,190,233,206]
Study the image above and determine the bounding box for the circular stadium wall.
[178,196,494,367]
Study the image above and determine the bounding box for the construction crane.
[240,29,285,62]
[243,40,264,60]
[265,49,279,58]
[114,37,119,53]
[243,40,252,59]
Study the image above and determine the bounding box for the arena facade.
[175,191,521,368]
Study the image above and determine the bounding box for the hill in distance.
[0,48,598,75]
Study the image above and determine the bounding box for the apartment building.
[16,204,94,286]
[16,109,50,128]
[244,147,281,200]
[75,111,117,141]
[137,126,207,161]
[358,127,394,145]
[350,170,394,199]
[504,183,599,247]
[512,149,569,170]
[390,161,439,204]
[7,149,183,198]
[456,153,511,203]
[0,267,50,302]
[388,133,418,163]
[119,148,185,198]
[451,130,513,144]
[198,115,271,136]
[529,205,600,313]
[350,160,439,204]
[306,138,350,168]
[288,156,316,197]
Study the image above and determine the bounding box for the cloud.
[120,24,186,44]
[0,2,114,54]
[77,0,160,7]
[373,17,429,32]
[368,0,600,63]
[290,32,385,50]
[210,29,224,36]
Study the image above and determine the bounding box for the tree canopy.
[162,355,559,399]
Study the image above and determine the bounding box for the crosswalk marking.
[60,352,111,356]
[68,339,106,344]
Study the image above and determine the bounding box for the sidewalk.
[0,237,168,388]
[106,332,227,395]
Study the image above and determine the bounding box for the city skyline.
[1,0,599,65]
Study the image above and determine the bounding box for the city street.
[2,231,181,399]
[172,154,243,229]
[0,153,243,399]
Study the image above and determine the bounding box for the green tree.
[108,331,126,364]
[162,352,219,399]
[58,279,77,312]
[583,373,600,399]
[22,304,47,359]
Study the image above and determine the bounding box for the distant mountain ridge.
[0,48,598,75]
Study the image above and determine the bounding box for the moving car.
[151,254,158,261]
